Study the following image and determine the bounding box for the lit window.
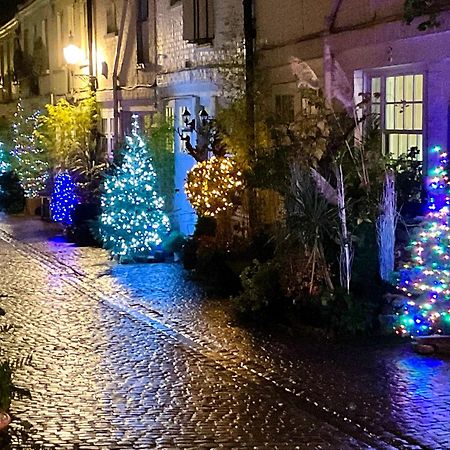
[369,73,423,160]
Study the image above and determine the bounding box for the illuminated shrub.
[185,156,244,217]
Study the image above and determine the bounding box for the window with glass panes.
[275,95,294,123]
[369,74,424,160]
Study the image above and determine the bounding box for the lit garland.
[11,99,48,198]
[50,171,78,226]
[98,115,170,261]
[396,145,450,336]
[185,156,244,217]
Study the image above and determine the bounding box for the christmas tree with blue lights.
[50,171,78,225]
[396,146,450,336]
[99,115,170,262]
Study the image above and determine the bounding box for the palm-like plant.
[282,163,337,295]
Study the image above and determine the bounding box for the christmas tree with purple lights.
[396,146,450,336]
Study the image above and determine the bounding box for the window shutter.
[182,0,214,44]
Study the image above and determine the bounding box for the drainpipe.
[243,0,257,233]
[243,0,255,157]
[87,0,96,92]
[152,0,157,87]
[112,0,130,151]
[326,0,344,32]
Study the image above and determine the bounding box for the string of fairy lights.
[185,156,243,218]
[11,99,48,198]
[50,171,78,226]
[396,145,450,336]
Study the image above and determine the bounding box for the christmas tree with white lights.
[11,99,48,197]
[50,171,78,226]
[396,146,450,336]
[99,115,170,262]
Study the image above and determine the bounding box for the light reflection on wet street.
[0,216,450,449]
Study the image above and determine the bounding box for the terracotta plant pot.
[0,412,11,431]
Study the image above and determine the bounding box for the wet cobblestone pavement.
[0,216,449,449]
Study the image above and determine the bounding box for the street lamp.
[177,106,215,162]
[181,106,211,133]
[199,106,209,127]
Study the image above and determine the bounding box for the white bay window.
[368,73,424,160]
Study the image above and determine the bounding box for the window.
[368,73,424,160]
[23,29,29,55]
[136,0,149,64]
[182,0,214,44]
[41,19,48,47]
[275,95,294,123]
[165,106,175,153]
[138,0,148,22]
[106,2,118,34]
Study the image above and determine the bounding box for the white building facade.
[0,0,243,235]
[255,0,450,175]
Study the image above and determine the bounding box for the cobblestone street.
[0,216,449,449]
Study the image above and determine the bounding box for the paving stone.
[1,216,449,449]
[0,217,369,449]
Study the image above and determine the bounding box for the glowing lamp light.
[63,33,83,65]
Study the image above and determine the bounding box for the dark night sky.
[0,0,19,26]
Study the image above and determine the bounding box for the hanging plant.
[404,0,441,30]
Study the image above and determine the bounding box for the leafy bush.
[162,231,186,254]
[0,362,13,412]
[0,357,31,412]
[144,114,175,213]
[0,171,25,214]
[390,146,423,211]
[321,289,377,336]
[234,259,282,316]
[67,202,102,246]
[404,0,441,30]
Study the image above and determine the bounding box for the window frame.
[106,2,118,35]
[365,67,427,164]
[274,94,295,124]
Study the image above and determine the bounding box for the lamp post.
[177,106,220,162]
